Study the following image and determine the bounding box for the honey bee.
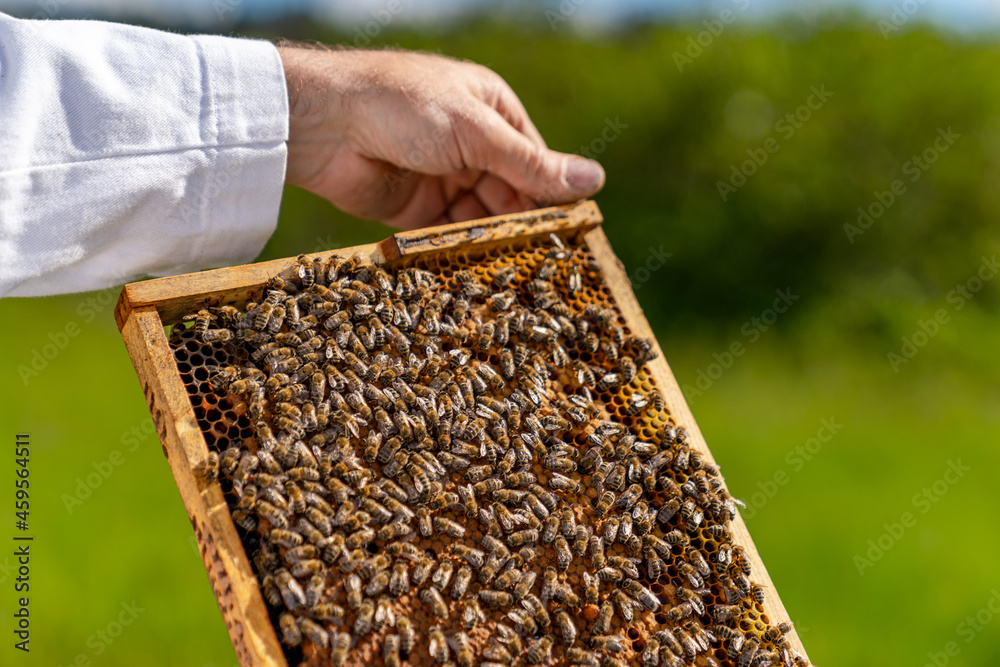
[299,617,329,649]
[567,571,593,609]
[493,568,521,592]
[330,631,351,666]
[275,569,306,610]
[390,561,410,597]
[414,506,432,537]
[411,557,435,586]
[507,529,538,547]
[290,558,324,578]
[427,625,449,663]
[493,503,515,532]
[764,621,794,642]
[567,648,601,667]
[612,589,640,622]
[392,615,414,657]
[479,589,513,608]
[625,579,660,611]
[431,560,455,592]
[508,569,535,601]
[255,499,289,529]
[377,632,400,667]
[530,483,559,510]
[312,602,345,621]
[420,587,449,620]
[278,612,301,646]
[738,637,760,667]
[355,555,390,581]
[524,636,552,664]
[345,526,375,549]
[548,472,579,493]
[597,565,624,584]
[365,570,390,596]
[453,544,485,569]
[320,533,345,563]
[344,572,363,609]
[449,631,474,667]
[556,609,576,646]
[337,548,366,574]
[594,490,616,517]
[456,483,478,518]
[481,642,511,664]
[540,514,559,544]
[555,536,573,570]
[522,492,550,520]
[587,534,607,569]
[193,451,219,485]
[448,565,471,600]
[489,290,516,312]
[433,516,466,538]
[353,598,375,635]
[521,596,559,628]
[202,327,234,344]
[474,478,503,497]
[615,483,643,511]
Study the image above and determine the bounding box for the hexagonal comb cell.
[166,230,807,667]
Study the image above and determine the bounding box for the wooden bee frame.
[116,201,809,666]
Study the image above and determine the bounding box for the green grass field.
[2,267,999,666]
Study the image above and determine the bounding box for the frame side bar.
[379,201,603,260]
[121,307,287,667]
[582,227,810,660]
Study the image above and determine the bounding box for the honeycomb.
[168,230,808,667]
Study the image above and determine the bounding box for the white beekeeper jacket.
[0,11,289,297]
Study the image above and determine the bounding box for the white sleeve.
[0,12,289,298]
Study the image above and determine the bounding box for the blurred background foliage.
[2,5,1000,667]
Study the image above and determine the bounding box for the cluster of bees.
[178,233,809,667]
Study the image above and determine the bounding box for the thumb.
[459,107,605,205]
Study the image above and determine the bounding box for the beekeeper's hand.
[278,46,606,230]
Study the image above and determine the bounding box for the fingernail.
[565,157,605,192]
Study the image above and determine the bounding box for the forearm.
[0,13,289,297]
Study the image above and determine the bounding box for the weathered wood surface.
[121,308,287,666]
[378,200,602,260]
